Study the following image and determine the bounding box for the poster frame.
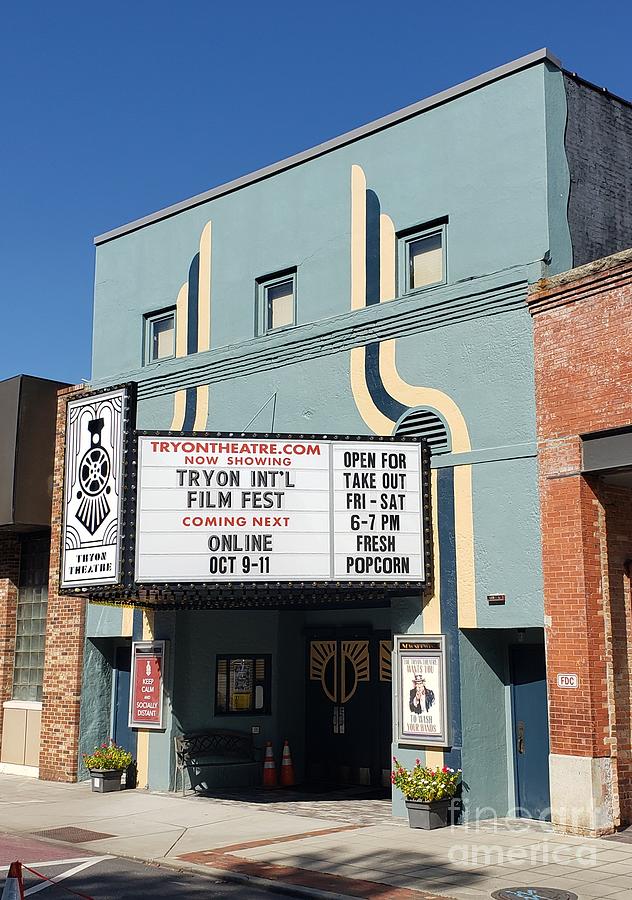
[128,639,167,731]
[131,430,431,591]
[393,633,450,748]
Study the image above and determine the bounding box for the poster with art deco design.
[61,387,128,587]
[394,634,449,747]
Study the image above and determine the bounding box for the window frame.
[144,307,177,365]
[398,220,447,296]
[215,653,272,717]
[256,269,297,336]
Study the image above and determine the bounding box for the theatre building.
[45,49,632,827]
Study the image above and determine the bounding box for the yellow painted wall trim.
[175,283,188,358]
[350,165,366,312]
[197,222,212,354]
[379,340,471,454]
[121,606,134,638]
[170,282,189,431]
[135,610,155,790]
[379,214,396,302]
[423,470,441,634]
[193,384,209,431]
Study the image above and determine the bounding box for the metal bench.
[173,729,260,795]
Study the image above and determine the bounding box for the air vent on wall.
[394,407,450,454]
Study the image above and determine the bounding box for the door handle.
[517,721,525,755]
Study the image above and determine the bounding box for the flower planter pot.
[405,798,451,829]
[90,769,123,793]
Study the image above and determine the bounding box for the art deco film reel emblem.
[76,418,111,535]
[309,639,370,704]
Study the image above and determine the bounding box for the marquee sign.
[394,634,450,747]
[61,387,130,588]
[134,433,428,586]
[129,640,166,729]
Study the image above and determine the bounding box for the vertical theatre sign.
[61,387,129,588]
[394,634,449,747]
[129,641,166,730]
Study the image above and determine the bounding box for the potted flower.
[83,741,133,793]
[392,757,461,829]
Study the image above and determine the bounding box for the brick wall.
[529,249,632,825]
[564,75,632,267]
[39,384,87,782]
[0,534,20,748]
[602,483,632,823]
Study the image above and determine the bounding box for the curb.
[6,830,357,900]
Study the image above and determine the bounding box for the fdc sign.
[135,434,428,585]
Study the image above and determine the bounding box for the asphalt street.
[0,833,289,899]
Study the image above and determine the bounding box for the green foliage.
[392,757,461,801]
[83,740,133,771]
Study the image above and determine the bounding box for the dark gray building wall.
[564,74,632,267]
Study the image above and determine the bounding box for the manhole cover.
[32,826,114,843]
[491,890,578,900]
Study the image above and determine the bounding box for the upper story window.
[399,221,447,294]
[257,270,296,335]
[145,309,175,364]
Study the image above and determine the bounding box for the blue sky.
[1,0,631,385]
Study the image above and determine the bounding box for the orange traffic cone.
[1,862,24,900]
[280,739,296,787]
[262,741,278,788]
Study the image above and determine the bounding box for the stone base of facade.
[0,762,39,778]
[550,753,616,835]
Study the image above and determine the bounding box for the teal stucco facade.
[78,51,623,820]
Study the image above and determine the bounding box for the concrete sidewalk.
[1,775,631,899]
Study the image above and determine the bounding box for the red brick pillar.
[601,484,632,824]
[539,438,616,832]
[0,535,21,750]
[39,385,87,782]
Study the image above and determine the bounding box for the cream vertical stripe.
[350,165,366,311]
[135,610,155,791]
[170,282,189,431]
[379,214,396,302]
[193,222,212,430]
[121,606,134,637]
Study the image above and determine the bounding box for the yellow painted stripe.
[377,340,476,626]
[379,340,471,454]
[175,283,188,358]
[193,384,209,431]
[425,748,444,769]
[190,221,212,432]
[454,464,476,627]
[121,606,134,637]
[423,470,441,634]
[135,610,155,791]
[170,282,189,430]
[197,222,212,353]
[350,347,395,436]
[350,165,366,312]
[379,214,396,302]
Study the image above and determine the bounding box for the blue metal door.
[113,645,137,757]
[510,644,551,821]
